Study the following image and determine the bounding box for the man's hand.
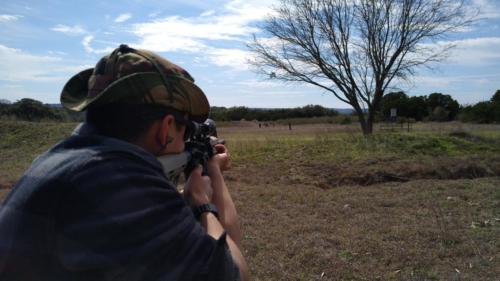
[208,144,231,175]
[184,166,212,207]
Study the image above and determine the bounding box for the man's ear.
[156,114,175,147]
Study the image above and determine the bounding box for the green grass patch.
[225,130,500,165]
[0,121,77,183]
[337,250,354,262]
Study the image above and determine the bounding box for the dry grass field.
[221,122,500,280]
[1,120,499,280]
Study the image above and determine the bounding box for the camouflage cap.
[60,44,209,122]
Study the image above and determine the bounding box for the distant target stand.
[380,107,412,132]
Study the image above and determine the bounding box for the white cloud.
[51,24,86,35]
[413,73,499,89]
[446,37,500,65]
[131,1,274,71]
[205,48,252,70]
[82,35,114,54]
[452,36,500,47]
[0,44,95,103]
[0,44,79,82]
[413,75,454,88]
[224,0,276,21]
[200,10,215,17]
[2,84,23,89]
[48,50,68,56]
[131,0,272,48]
[148,11,161,18]
[115,13,132,23]
[0,14,22,23]
[418,37,500,66]
[472,0,500,19]
[236,79,297,89]
[82,36,93,52]
[132,14,259,45]
[133,29,208,52]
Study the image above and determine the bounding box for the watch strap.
[193,203,219,220]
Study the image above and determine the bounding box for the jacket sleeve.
[204,233,241,281]
[55,152,240,281]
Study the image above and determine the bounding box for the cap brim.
[60,68,94,111]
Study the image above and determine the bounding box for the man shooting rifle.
[0,45,249,281]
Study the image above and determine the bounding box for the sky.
[0,0,499,109]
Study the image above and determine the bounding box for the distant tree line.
[458,90,500,123]
[0,98,84,122]
[209,105,339,121]
[0,99,339,123]
[379,90,500,123]
[1,92,499,123]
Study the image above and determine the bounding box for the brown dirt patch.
[307,156,500,188]
[0,180,15,190]
[0,180,15,202]
[227,156,500,189]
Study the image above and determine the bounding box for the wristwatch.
[193,203,219,220]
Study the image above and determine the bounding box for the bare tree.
[248,0,472,135]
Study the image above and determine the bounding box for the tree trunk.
[360,119,373,135]
[366,107,376,135]
[354,108,373,135]
[365,113,374,135]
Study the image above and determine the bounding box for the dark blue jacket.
[0,123,239,281]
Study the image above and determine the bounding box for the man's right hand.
[184,166,213,207]
[185,167,250,281]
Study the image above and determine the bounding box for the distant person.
[0,45,249,281]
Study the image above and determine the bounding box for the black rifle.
[157,119,224,186]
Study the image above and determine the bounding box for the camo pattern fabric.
[61,44,209,122]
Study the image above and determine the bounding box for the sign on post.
[390,108,397,118]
